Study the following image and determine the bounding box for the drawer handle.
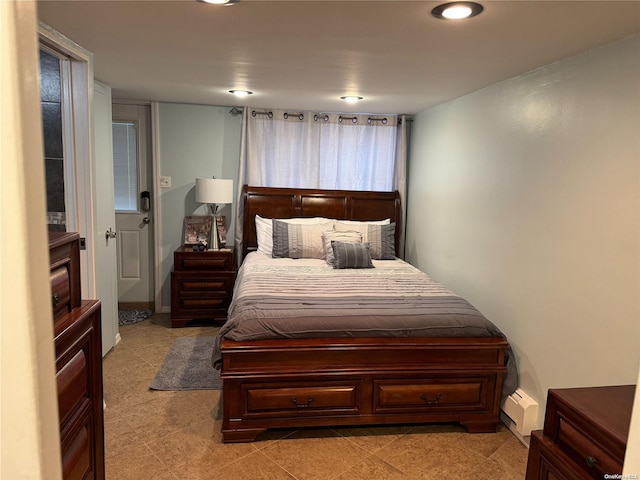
[585,456,598,468]
[52,293,60,308]
[291,396,315,408]
[420,393,443,404]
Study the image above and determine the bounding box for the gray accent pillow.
[367,222,396,260]
[331,240,374,269]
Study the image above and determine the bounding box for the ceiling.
[37,1,640,115]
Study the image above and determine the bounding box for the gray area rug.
[150,336,222,390]
[118,309,152,326]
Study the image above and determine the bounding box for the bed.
[216,185,516,443]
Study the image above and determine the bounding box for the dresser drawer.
[51,265,72,318]
[49,231,81,317]
[557,418,620,477]
[243,382,360,417]
[61,413,94,480]
[374,377,491,413]
[57,349,89,425]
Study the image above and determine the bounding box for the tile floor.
[103,314,529,479]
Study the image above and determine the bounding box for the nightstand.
[170,247,236,327]
[525,385,635,480]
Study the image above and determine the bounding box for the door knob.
[143,217,151,224]
[105,228,117,240]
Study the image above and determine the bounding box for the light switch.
[159,176,171,188]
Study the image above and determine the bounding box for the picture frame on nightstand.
[215,215,227,247]
[183,215,213,247]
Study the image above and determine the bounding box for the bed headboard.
[242,185,401,260]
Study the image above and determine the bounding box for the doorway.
[112,103,155,312]
[39,23,121,355]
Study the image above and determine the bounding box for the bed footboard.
[220,337,507,443]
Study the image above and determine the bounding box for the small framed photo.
[183,216,213,247]
[216,216,227,247]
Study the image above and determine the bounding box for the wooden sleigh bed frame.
[220,185,508,443]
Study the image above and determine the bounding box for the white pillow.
[322,229,362,266]
[255,215,334,256]
[334,218,390,226]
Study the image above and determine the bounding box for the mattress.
[212,252,517,396]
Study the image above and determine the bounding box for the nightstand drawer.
[557,418,620,477]
[178,257,229,271]
[174,250,234,271]
[175,274,234,294]
[179,296,228,311]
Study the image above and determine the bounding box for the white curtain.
[394,115,408,258]
[235,107,250,265]
[246,108,397,190]
[235,107,408,262]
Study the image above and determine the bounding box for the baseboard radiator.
[500,388,539,444]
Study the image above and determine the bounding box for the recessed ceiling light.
[431,2,483,20]
[197,0,236,4]
[340,96,363,103]
[229,90,253,98]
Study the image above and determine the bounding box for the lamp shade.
[195,178,233,204]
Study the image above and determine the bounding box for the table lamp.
[195,177,233,249]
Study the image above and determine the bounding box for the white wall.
[157,103,241,307]
[406,34,640,430]
[1,1,62,477]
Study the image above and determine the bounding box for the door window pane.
[112,122,138,211]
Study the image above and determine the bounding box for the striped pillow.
[334,222,396,260]
[272,219,333,259]
[331,241,374,269]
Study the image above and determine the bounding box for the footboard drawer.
[243,382,360,417]
[374,376,495,413]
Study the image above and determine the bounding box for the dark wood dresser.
[170,247,236,327]
[49,232,105,480]
[525,385,635,480]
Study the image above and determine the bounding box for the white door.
[93,81,119,356]
[112,103,154,308]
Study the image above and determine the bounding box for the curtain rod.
[248,109,410,125]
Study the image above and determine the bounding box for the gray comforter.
[212,253,518,397]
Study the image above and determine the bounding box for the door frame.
[39,22,121,353]
[112,100,156,309]
[111,99,163,313]
[38,21,96,297]
[151,102,164,313]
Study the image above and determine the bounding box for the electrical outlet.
[159,176,171,188]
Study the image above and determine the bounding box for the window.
[244,109,397,191]
[112,121,138,211]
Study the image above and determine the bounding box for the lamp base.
[210,214,221,250]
